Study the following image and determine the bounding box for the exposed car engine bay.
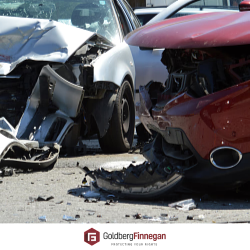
[161,45,250,99]
[0,34,120,170]
[0,34,113,136]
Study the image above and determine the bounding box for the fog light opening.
[210,147,242,169]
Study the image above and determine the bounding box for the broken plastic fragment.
[161,213,168,217]
[62,172,75,175]
[0,168,14,177]
[105,198,118,205]
[193,215,205,221]
[39,216,47,222]
[168,199,196,211]
[62,215,77,221]
[169,216,178,221]
[134,213,142,219]
[36,196,54,201]
[84,198,99,203]
[143,216,169,222]
[143,215,153,220]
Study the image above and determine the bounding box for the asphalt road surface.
[0,138,250,224]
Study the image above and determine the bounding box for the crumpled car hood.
[125,11,250,49]
[0,16,94,75]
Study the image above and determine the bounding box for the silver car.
[0,0,142,162]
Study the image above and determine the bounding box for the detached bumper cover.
[0,118,59,170]
[83,161,183,199]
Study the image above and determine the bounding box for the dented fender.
[92,41,135,91]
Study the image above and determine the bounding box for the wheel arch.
[123,74,134,96]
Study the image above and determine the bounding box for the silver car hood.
[0,16,95,75]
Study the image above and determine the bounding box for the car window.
[0,0,121,45]
[136,13,157,25]
[120,0,141,28]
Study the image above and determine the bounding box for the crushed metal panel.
[0,144,60,170]
[0,16,94,75]
[44,66,84,118]
[83,161,183,199]
[16,65,83,140]
[0,117,59,170]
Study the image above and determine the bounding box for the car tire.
[99,80,135,153]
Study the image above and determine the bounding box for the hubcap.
[122,98,130,134]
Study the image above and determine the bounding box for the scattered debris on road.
[38,216,47,222]
[134,213,142,219]
[187,215,205,221]
[62,215,77,221]
[168,199,197,211]
[29,196,54,202]
[169,216,178,221]
[84,198,99,203]
[0,167,14,177]
[62,172,75,175]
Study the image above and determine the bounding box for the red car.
[85,2,250,198]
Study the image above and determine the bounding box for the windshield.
[0,0,121,44]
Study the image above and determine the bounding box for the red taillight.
[239,1,250,11]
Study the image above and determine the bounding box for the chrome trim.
[210,146,242,170]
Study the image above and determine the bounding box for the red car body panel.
[125,12,250,49]
[139,81,250,159]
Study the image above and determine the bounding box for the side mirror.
[239,1,250,11]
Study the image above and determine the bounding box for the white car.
[0,0,143,161]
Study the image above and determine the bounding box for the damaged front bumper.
[0,31,121,169]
